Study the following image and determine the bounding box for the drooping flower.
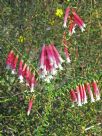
[27,99,33,116]
[76,86,82,106]
[85,82,95,103]
[82,84,87,104]
[25,66,31,86]
[92,80,100,101]
[79,85,84,104]
[18,60,24,83]
[29,74,36,92]
[72,10,86,32]
[6,50,15,69]
[39,44,64,83]
[11,55,18,74]
[70,89,77,107]
[63,6,70,28]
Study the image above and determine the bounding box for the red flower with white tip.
[72,10,86,32]
[18,60,24,83]
[85,82,95,103]
[6,50,15,69]
[39,44,64,83]
[11,55,18,74]
[70,89,77,107]
[25,67,31,86]
[27,99,33,116]
[30,74,36,92]
[92,81,100,101]
[79,85,84,104]
[82,84,87,104]
[76,86,82,106]
[63,7,70,28]
[40,44,46,70]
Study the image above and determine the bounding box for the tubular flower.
[82,84,87,104]
[39,44,64,83]
[11,55,18,74]
[63,6,70,28]
[18,60,24,83]
[29,74,36,92]
[70,89,77,107]
[85,82,95,103]
[25,67,31,86]
[6,50,15,69]
[76,86,82,106]
[27,99,33,116]
[92,81,100,101]
[72,10,86,32]
[79,85,84,104]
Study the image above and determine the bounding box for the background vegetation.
[0,0,102,135]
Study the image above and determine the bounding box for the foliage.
[0,0,102,135]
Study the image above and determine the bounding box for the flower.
[72,10,86,32]
[76,86,82,106]
[39,44,64,83]
[6,50,15,69]
[29,74,36,92]
[85,82,95,103]
[27,99,33,116]
[92,80,100,101]
[18,60,24,83]
[25,66,31,86]
[63,6,70,28]
[18,36,25,43]
[55,8,63,18]
[82,84,87,104]
[70,89,77,107]
[11,55,18,74]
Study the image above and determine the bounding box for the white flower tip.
[6,65,10,70]
[12,70,16,75]
[96,96,100,101]
[58,64,63,70]
[81,27,85,32]
[18,75,24,83]
[66,58,71,63]
[83,24,86,28]
[91,98,95,103]
[71,104,75,108]
[78,103,82,106]
[27,110,30,116]
[51,69,57,75]
[63,23,67,28]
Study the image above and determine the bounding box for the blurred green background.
[0,0,102,135]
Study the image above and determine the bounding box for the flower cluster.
[39,44,64,83]
[63,7,86,35]
[6,50,36,92]
[70,80,100,107]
